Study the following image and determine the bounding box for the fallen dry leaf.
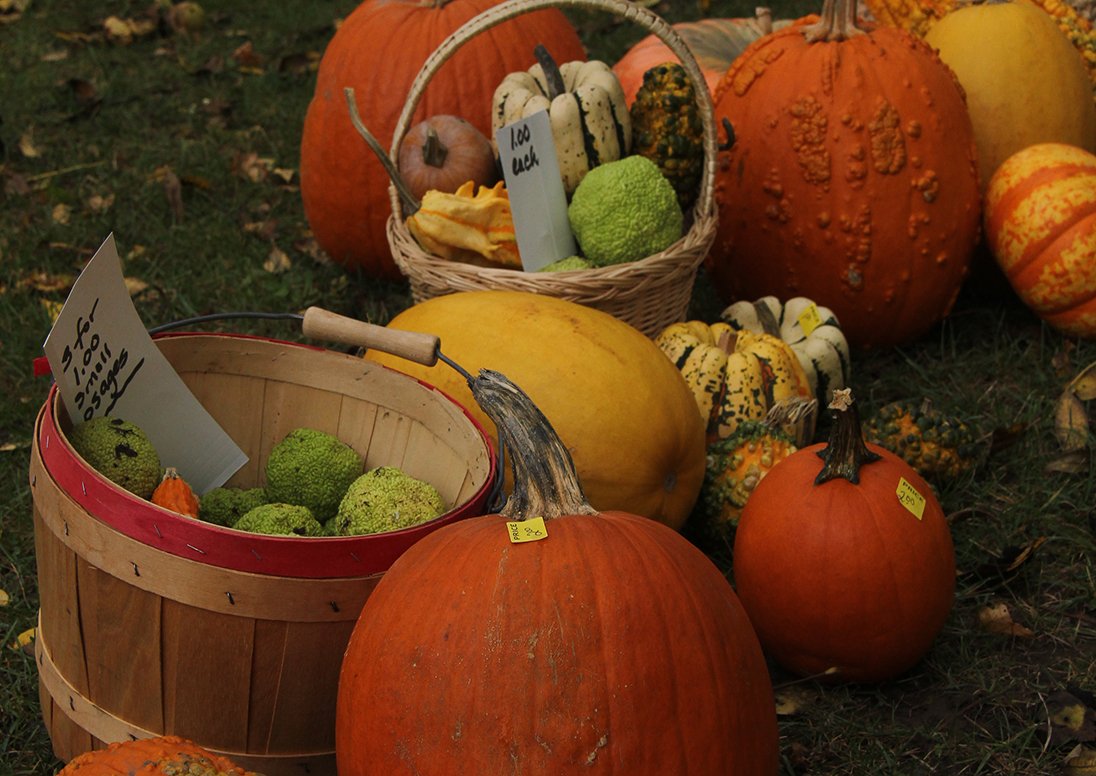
[161,167,184,222]
[40,298,64,324]
[18,127,40,158]
[1072,361,1096,401]
[1045,449,1091,475]
[1056,389,1090,451]
[977,602,1034,637]
[51,202,72,225]
[264,245,291,273]
[86,192,114,214]
[0,588,9,606]
[0,0,30,25]
[1066,744,1096,775]
[102,15,157,45]
[232,40,264,70]
[234,151,273,183]
[19,270,73,293]
[1048,688,1096,744]
[11,626,34,654]
[124,277,149,296]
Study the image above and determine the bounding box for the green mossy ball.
[68,416,162,499]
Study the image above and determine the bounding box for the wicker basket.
[385,0,720,338]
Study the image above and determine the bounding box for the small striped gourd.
[492,45,631,195]
[655,321,816,447]
[984,142,1096,338]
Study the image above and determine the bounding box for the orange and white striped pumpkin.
[985,142,1096,339]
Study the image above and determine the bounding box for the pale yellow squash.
[924,0,1096,190]
[364,291,706,530]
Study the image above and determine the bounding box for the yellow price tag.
[506,516,549,544]
[797,302,823,336]
[895,477,926,520]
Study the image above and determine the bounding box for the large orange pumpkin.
[335,370,779,775]
[299,0,585,277]
[706,0,981,349]
[984,142,1096,338]
[57,736,255,775]
[732,389,956,683]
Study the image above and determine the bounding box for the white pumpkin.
[721,296,851,408]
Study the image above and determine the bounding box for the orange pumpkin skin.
[984,142,1096,338]
[336,511,779,774]
[57,735,255,775]
[732,400,956,683]
[299,0,585,277]
[150,467,200,518]
[707,13,981,349]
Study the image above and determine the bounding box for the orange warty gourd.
[57,736,256,775]
[150,467,200,518]
[707,0,981,349]
[984,142,1096,339]
[732,389,956,683]
[299,0,585,277]
[336,370,779,775]
[364,291,706,531]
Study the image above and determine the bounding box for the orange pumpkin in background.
[57,736,256,775]
[984,142,1096,339]
[706,0,981,349]
[299,0,585,278]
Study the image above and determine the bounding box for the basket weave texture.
[385,0,720,337]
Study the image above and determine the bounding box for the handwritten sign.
[895,477,927,520]
[42,234,247,494]
[496,110,577,271]
[506,516,549,544]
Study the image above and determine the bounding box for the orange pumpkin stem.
[814,388,881,484]
[802,0,865,42]
[468,369,596,521]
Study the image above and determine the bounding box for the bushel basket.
[31,328,495,775]
[385,0,720,337]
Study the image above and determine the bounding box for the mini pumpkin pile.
[355,44,707,272]
[67,417,446,537]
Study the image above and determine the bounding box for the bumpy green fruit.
[68,416,162,499]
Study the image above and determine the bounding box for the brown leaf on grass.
[1071,361,1096,401]
[0,0,30,25]
[977,602,1034,637]
[234,151,273,183]
[232,40,264,70]
[243,219,278,241]
[278,51,319,75]
[1046,449,1091,475]
[10,627,34,655]
[0,588,9,606]
[1047,688,1096,744]
[967,536,1047,582]
[40,298,64,324]
[1056,389,1090,451]
[773,687,813,716]
[18,271,72,293]
[86,192,114,214]
[123,277,149,296]
[103,15,157,45]
[51,203,72,225]
[159,167,184,222]
[293,234,331,265]
[263,245,291,273]
[4,170,30,196]
[18,127,40,158]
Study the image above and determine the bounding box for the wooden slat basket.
[385,0,720,338]
[30,332,496,775]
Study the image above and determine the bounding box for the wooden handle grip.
[301,307,439,366]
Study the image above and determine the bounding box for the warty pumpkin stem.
[802,0,865,42]
[343,87,422,213]
[814,388,881,485]
[468,369,597,521]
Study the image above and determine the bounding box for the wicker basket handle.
[386,0,719,223]
[301,306,440,366]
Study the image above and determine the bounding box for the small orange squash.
[984,142,1096,338]
[150,467,200,518]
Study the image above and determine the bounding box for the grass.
[1,1,1094,774]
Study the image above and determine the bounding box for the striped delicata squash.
[655,321,817,448]
[492,45,631,195]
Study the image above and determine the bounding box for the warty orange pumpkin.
[299,0,585,277]
[57,736,256,775]
[706,0,981,348]
[335,369,779,775]
[984,142,1096,338]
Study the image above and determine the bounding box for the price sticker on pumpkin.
[895,477,926,520]
[797,302,823,336]
[507,516,549,544]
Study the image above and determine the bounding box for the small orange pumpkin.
[150,467,200,518]
[984,142,1096,339]
[57,735,256,775]
[397,114,499,203]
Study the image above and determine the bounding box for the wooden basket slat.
[161,601,255,751]
[180,370,267,488]
[77,560,165,734]
[384,0,720,337]
[33,505,88,697]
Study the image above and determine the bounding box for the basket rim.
[382,0,720,279]
[34,332,498,580]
